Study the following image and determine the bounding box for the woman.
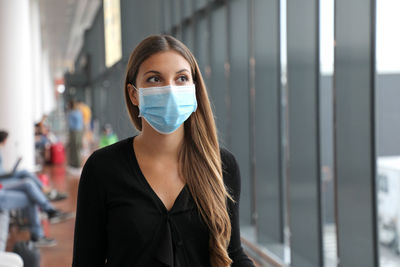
[73,35,255,267]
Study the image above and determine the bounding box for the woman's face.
[137,50,193,88]
[129,50,193,106]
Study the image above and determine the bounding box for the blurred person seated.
[99,124,118,148]
[0,130,67,202]
[0,178,74,248]
[34,115,57,165]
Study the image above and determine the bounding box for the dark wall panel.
[84,8,105,81]
[376,74,400,156]
[320,75,335,224]
[89,62,136,140]
[229,0,251,226]
[120,0,162,60]
[209,5,228,145]
[193,13,208,81]
[335,0,378,266]
[253,0,282,245]
[287,0,322,266]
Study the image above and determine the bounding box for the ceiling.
[38,0,101,79]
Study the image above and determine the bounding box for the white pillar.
[0,0,35,170]
[42,50,56,115]
[30,0,43,123]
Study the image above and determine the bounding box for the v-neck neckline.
[129,136,187,213]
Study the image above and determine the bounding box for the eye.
[147,76,161,83]
[177,75,189,83]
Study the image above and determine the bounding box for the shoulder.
[220,147,239,174]
[78,138,133,194]
[84,137,132,172]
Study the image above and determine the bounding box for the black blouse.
[72,137,255,267]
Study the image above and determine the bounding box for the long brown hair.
[124,35,233,266]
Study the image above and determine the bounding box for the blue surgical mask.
[136,84,197,134]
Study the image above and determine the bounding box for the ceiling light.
[57,84,65,94]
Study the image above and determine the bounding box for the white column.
[42,50,56,115]
[30,0,43,123]
[0,0,35,170]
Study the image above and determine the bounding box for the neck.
[136,121,184,159]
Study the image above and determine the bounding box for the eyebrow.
[143,69,190,76]
[176,69,190,74]
[143,70,161,76]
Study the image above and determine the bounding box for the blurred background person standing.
[98,124,118,148]
[77,101,92,157]
[67,100,83,170]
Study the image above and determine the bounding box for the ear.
[127,84,139,106]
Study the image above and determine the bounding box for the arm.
[72,154,107,266]
[223,150,255,267]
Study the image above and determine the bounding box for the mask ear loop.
[130,84,142,117]
[130,83,139,91]
[129,83,139,106]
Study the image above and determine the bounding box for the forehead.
[138,50,191,74]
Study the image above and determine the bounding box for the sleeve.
[223,150,256,267]
[72,154,107,266]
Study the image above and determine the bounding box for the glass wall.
[375,0,400,266]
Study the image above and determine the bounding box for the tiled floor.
[40,164,80,267]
